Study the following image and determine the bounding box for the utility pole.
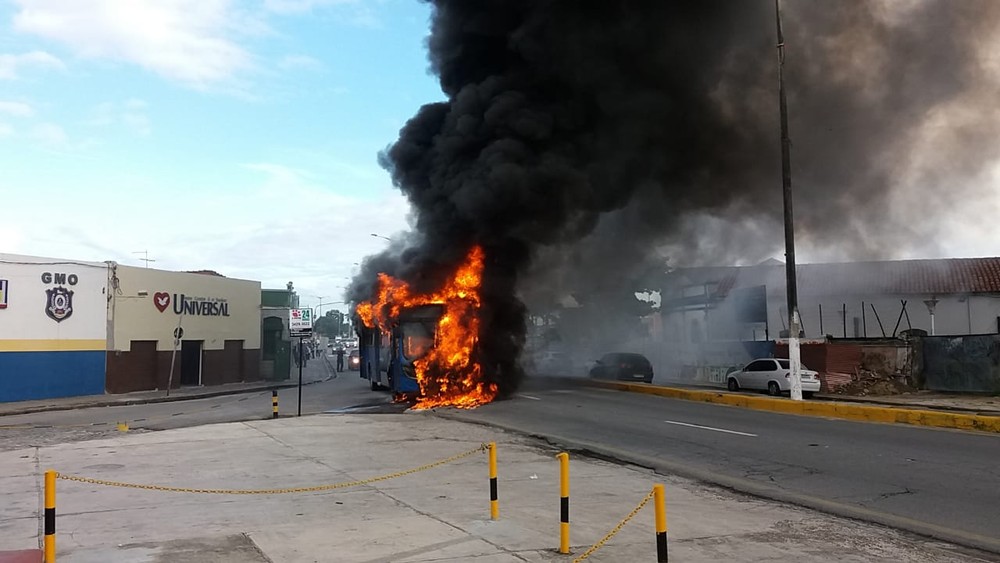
[776,0,802,400]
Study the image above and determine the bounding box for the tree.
[313,310,349,338]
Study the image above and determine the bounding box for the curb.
[436,412,1000,557]
[814,394,1000,416]
[592,381,1000,434]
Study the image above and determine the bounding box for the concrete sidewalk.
[0,360,334,418]
[0,414,992,562]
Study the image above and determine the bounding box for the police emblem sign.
[45,287,74,322]
[0,279,8,309]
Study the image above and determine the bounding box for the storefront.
[106,264,262,393]
[0,255,109,401]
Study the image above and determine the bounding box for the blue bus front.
[358,304,443,394]
[389,304,444,394]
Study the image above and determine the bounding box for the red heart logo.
[153,292,171,313]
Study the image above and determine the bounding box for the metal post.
[297,337,304,417]
[166,314,183,397]
[776,0,801,401]
[557,452,570,554]
[44,470,55,563]
[862,301,867,338]
[871,303,887,338]
[488,442,499,520]
[272,390,279,419]
[842,303,847,337]
[819,304,824,336]
[654,484,668,563]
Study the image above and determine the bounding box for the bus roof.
[398,303,445,321]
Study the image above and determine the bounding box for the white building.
[0,255,110,401]
[1,254,263,402]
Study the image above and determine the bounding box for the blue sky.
[0,0,442,314]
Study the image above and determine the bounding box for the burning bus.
[357,303,443,395]
[355,246,498,409]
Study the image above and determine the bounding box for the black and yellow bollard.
[272,390,279,419]
[488,442,498,520]
[654,483,668,562]
[556,452,570,554]
[44,469,55,562]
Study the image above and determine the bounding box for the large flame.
[357,246,497,409]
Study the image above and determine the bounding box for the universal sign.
[153,292,230,317]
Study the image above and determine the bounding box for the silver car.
[727,358,821,398]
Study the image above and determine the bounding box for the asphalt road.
[445,377,1000,555]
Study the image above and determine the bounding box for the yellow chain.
[573,488,655,563]
[57,443,487,495]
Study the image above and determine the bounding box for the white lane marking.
[664,420,757,437]
[518,394,542,401]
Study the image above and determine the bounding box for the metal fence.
[921,335,1000,393]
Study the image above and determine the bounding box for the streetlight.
[923,297,939,336]
[370,233,392,242]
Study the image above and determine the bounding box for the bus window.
[401,322,435,360]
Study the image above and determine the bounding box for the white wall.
[110,265,262,351]
[0,254,108,346]
[768,292,1000,338]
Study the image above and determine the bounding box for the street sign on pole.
[289,308,313,337]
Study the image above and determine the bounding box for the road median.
[592,381,1000,434]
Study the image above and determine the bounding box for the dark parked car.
[589,353,653,383]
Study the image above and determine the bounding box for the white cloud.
[263,0,359,15]
[12,0,259,90]
[2,160,411,305]
[0,101,34,117]
[264,0,382,27]
[30,123,68,146]
[85,99,152,136]
[0,123,13,138]
[0,51,64,80]
[278,54,325,71]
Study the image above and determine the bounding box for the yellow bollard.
[556,452,570,554]
[488,442,498,520]
[272,390,279,419]
[44,469,56,562]
[654,484,668,562]
[116,421,129,432]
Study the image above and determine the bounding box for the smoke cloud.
[350,0,1000,393]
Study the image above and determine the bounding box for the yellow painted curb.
[594,381,1000,434]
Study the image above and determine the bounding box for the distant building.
[260,284,299,381]
[650,257,1000,382]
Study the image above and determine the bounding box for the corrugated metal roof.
[666,257,1000,297]
[795,257,1000,296]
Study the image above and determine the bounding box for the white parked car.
[726,358,821,398]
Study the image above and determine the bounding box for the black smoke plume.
[350,1,1000,394]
